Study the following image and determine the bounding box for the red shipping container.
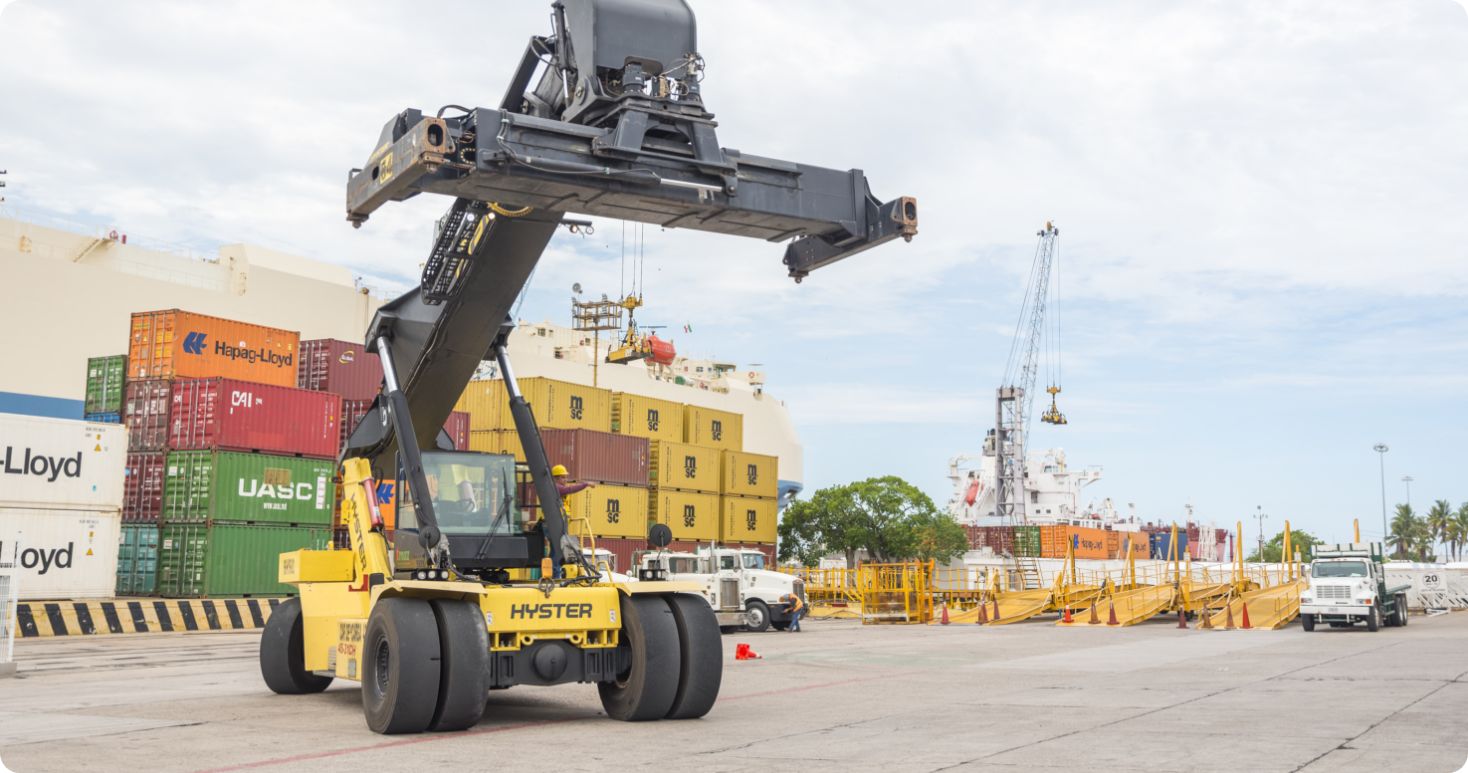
[444,411,470,451]
[540,428,649,486]
[339,399,373,452]
[123,379,173,451]
[298,339,383,400]
[588,536,651,576]
[168,378,343,459]
[122,451,166,523]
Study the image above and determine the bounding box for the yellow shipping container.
[683,404,743,451]
[565,484,651,540]
[611,392,685,443]
[468,429,525,460]
[649,441,722,494]
[454,380,508,431]
[720,450,778,498]
[521,377,612,431]
[720,495,778,544]
[650,489,720,542]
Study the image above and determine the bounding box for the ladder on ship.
[1014,554,1043,590]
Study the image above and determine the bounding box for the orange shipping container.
[128,310,300,387]
[1040,525,1118,560]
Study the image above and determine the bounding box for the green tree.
[1247,528,1319,563]
[1452,503,1468,561]
[1427,499,1453,561]
[777,477,966,566]
[1388,503,1431,561]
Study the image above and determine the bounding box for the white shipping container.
[0,413,127,510]
[0,508,122,600]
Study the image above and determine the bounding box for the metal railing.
[0,565,17,675]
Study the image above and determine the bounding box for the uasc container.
[0,507,122,600]
[611,392,685,443]
[158,524,329,597]
[123,451,167,523]
[297,338,382,400]
[116,523,160,596]
[84,354,127,415]
[720,494,778,544]
[683,404,743,451]
[0,414,127,511]
[720,450,778,498]
[649,441,721,494]
[541,428,649,487]
[129,309,300,387]
[565,484,651,540]
[650,489,720,542]
[163,451,335,526]
[168,378,342,459]
[124,379,173,451]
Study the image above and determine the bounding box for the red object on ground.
[1107,600,1120,626]
[734,643,761,660]
[1062,605,1073,624]
[940,604,950,625]
[122,451,166,523]
[646,334,676,366]
[540,428,649,486]
[1177,609,1189,629]
[168,378,342,459]
[1240,602,1253,629]
[123,379,172,451]
[297,339,383,400]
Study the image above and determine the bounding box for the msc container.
[649,441,721,494]
[297,338,383,400]
[339,398,373,451]
[124,379,172,451]
[719,494,778,544]
[541,428,649,486]
[454,380,508,431]
[128,309,300,387]
[84,354,128,414]
[650,488,720,542]
[163,451,335,526]
[520,377,612,432]
[0,414,127,511]
[0,507,122,600]
[443,411,470,451]
[683,404,743,451]
[564,484,651,540]
[123,451,167,523]
[720,450,778,498]
[158,523,329,597]
[116,523,160,596]
[168,378,342,459]
[469,429,524,460]
[610,392,685,443]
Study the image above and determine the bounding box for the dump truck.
[1300,543,1410,632]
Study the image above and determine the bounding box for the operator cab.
[392,450,543,575]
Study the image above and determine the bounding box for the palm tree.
[1455,503,1468,562]
[1388,503,1428,560]
[1427,499,1452,561]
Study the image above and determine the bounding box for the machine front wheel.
[1300,613,1315,632]
[1365,606,1380,632]
[665,593,723,719]
[429,599,489,732]
[362,597,442,734]
[599,594,681,721]
[259,597,333,695]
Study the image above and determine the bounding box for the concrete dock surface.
[2,611,1466,772]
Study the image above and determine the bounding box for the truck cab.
[1300,543,1410,632]
[639,546,804,632]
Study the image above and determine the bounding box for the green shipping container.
[163,451,336,526]
[116,524,160,596]
[158,524,329,597]
[85,354,127,415]
[1014,526,1042,557]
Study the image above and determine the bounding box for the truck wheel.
[1366,605,1380,632]
[600,594,681,721]
[260,597,333,695]
[744,599,771,632]
[362,598,441,734]
[665,593,723,720]
[1300,613,1315,632]
[429,599,489,732]
[1398,596,1409,627]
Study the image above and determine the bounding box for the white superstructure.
[946,447,1135,530]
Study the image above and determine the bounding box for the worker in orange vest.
[782,592,805,632]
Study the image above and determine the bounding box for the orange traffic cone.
[1240,602,1252,630]
[976,601,989,624]
[1087,602,1100,625]
[1224,604,1236,630]
[735,643,752,660]
[1062,605,1073,624]
[1177,609,1188,629]
[1107,600,1120,626]
[992,596,1002,623]
[1199,606,1214,630]
[941,603,951,625]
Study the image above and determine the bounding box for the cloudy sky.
[2,1,1466,544]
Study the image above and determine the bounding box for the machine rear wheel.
[362,598,441,734]
[429,599,489,732]
[665,593,723,719]
[599,594,681,721]
[260,597,333,694]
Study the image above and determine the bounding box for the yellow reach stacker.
[257,0,916,734]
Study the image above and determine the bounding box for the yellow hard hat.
[550,464,569,477]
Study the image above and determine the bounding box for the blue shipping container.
[1149,531,1189,559]
[85,411,122,423]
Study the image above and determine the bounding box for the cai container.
[0,414,127,511]
[116,523,160,596]
[719,494,778,544]
[719,450,778,498]
[162,450,335,527]
[122,451,167,523]
[0,507,122,600]
[650,488,720,542]
[84,354,127,415]
[682,404,743,451]
[123,379,173,451]
[610,392,685,443]
[128,309,300,387]
[167,378,342,459]
[540,428,649,487]
[297,338,382,400]
[157,523,329,597]
[648,441,721,494]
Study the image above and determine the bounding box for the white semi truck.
[637,546,804,632]
[1300,543,1411,632]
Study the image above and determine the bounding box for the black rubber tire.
[771,620,791,631]
[1366,605,1380,632]
[1300,613,1315,632]
[599,594,681,721]
[1398,596,1409,626]
[362,597,442,734]
[665,593,723,720]
[744,599,771,632]
[260,597,333,694]
[429,599,488,732]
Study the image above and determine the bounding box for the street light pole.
[1373,443,1389,547]
[1402,475,1413,511]
[1253,505,1267,561]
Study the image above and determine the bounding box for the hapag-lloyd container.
[720,450,778,498]
[541,429,649,486]
[124,379,173,451]
[168,378,342,459]
[123,451,166,523]
[650,488,720,542]
[649,441,721,494]
[85,354,127,414]
[719,494,778,544]
[297,338,382,400]
[0,507,122,600]
[158,523,329,597]
[0,414,127,511]
[163,450,335,526]
[563,483,651,540]
[129,309,300,387]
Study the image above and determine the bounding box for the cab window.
[668,557,696,574]
[1312,561,1368,578]
[719,555,737,571]
[395,451,516,536]
[741,553,765,570]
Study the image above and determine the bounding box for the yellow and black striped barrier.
[14,598,283,637]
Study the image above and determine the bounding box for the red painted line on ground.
[721,672,906,702]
